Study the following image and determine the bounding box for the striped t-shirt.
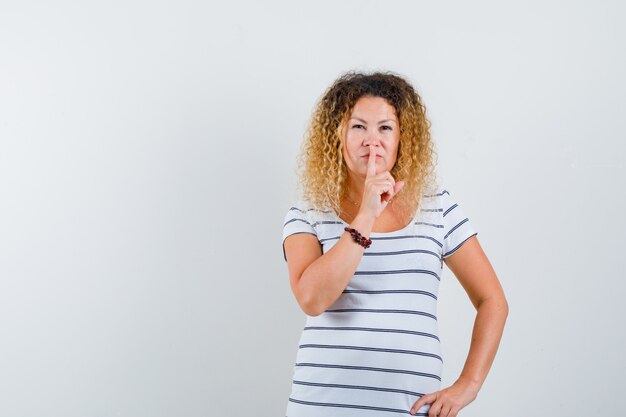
[281,188,478,417]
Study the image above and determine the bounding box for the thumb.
[385,181,405,203]
[394,180,405,195]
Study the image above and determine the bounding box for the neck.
[343,175,365,204]
[342,174,400,214]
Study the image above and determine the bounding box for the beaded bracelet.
[344,227,372,249]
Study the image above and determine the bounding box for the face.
[341,95,400,180]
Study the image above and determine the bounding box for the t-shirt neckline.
[332,210,417,236]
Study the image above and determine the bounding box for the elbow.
[300,294,324,317]
[494,295,509,319]
[295,271,325,317]
[477,293,509,317]
[303,306,323,317]
[499,292,510,316]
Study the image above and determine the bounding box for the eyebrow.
[350,117,397,124]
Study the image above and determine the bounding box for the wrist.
[351,212,376,233]
[455,375,482,394]
[344,227,372,249]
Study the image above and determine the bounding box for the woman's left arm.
[410,235,508,416]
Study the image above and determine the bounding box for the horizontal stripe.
[303,326,440,341]
[324,308,437,320]
[314,221,444,230]
[294,362,441,381]
[354,269,441,281]
[319,234,443,246]
[288,397,428,415]
[298,343,442,362]
[311,220,343,228]
[374,235,440,243]
[283,217,313,227]
[415,221,443,228]
[287,206,333,214]
[361,248,440,258]
[342,289,437,300]
[292,379,426,397]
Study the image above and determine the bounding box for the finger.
[382,183,394,202]
[378,183,393,201]
[385,181,405,203]
[366,147,378,178]
[428,400,442,417]
[410,393,433,415]
[384,171,396,185]
[440,404,452,417]
[379,181,393,193]
[394,180,405,194]
[410,402,428,415]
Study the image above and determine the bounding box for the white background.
[1,1,625,416]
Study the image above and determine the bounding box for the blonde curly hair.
[295,70,439,223]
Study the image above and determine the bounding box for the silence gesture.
[358,146,405,219]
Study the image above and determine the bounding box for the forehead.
[349,96,397,119]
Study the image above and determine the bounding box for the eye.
[352,124,365,129]
[381,125,392,131]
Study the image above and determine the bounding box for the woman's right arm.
[283,212,375,316]
[285,148,404,316]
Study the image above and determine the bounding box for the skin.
[285,95,508,416]
[340,95,406,225]
[341,97,509,416]
[409,239,508,416]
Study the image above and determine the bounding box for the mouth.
[361,155,383,158]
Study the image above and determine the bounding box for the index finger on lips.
[367,147,377,178]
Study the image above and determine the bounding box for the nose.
[364,130,382,147]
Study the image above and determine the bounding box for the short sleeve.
[281,201,318,262]
[441,189,478,259]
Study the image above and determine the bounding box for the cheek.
[381,136,397,151]
[389,135,400,152]
[386,139,400,164]
[341,144,353,166]
[343,136,360,159]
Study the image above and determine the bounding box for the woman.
[281,71,508,417]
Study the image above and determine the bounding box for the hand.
[409,379,479,417]
[359,146,405,219]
